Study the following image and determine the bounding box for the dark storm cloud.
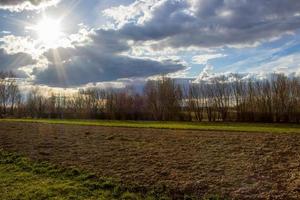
[34,29,185,87]
[0,49,35,77]
[116,0,300,48]
[35,54,184,87]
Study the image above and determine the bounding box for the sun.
[33,17,63,45]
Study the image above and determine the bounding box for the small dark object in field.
[106,135,115,140]
[85,131,91,136]
[39,151,50,156]
[160,170,169,176]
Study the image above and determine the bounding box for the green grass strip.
[1,118,300,134]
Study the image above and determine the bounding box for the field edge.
[1,118,300,134]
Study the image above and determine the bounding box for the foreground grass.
[0,150,168,200]
[1,118,300,134]
[0,150,225,200]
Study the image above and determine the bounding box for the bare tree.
[0,71,21,117]
[188,83,205,121]
[212,76,231,121]
[144,77,182,121]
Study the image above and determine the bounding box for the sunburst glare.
[32,17,63,46]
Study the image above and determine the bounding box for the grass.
[0,149,225,200]
[1,118,300,134]
[0,149,169,200]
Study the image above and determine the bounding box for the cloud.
[34,29,186,87]
[0,0,60,11]
[105,0,300,48]
[194,64,214,82]
[193,51,300,83]
[103,0,160,28]
[192,54,225,65]
[2,0,300,89]
[1,31,11,34]
[0,26,92,60]
[0,35,38,56]
[250,53,300,76]
[0,48,36,77]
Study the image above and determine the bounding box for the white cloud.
[252,53,300,76]
[192,53,226,65]
[103,0,160,28]
[1,30,10,34]
[0,35,40,58]
[0,0,60,12]
[193,51,300,83]
[194,64,214,82]
[0,25,92,59]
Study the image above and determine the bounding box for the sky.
[0,0,300,90]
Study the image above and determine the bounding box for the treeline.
[1,71,300,123]
[187,74,300,123]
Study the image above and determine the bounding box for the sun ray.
[51,48,68,87]
[31,16,63,47]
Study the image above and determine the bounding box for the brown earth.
[0,122,299,199]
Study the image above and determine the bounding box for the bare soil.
[0,122,299,199]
